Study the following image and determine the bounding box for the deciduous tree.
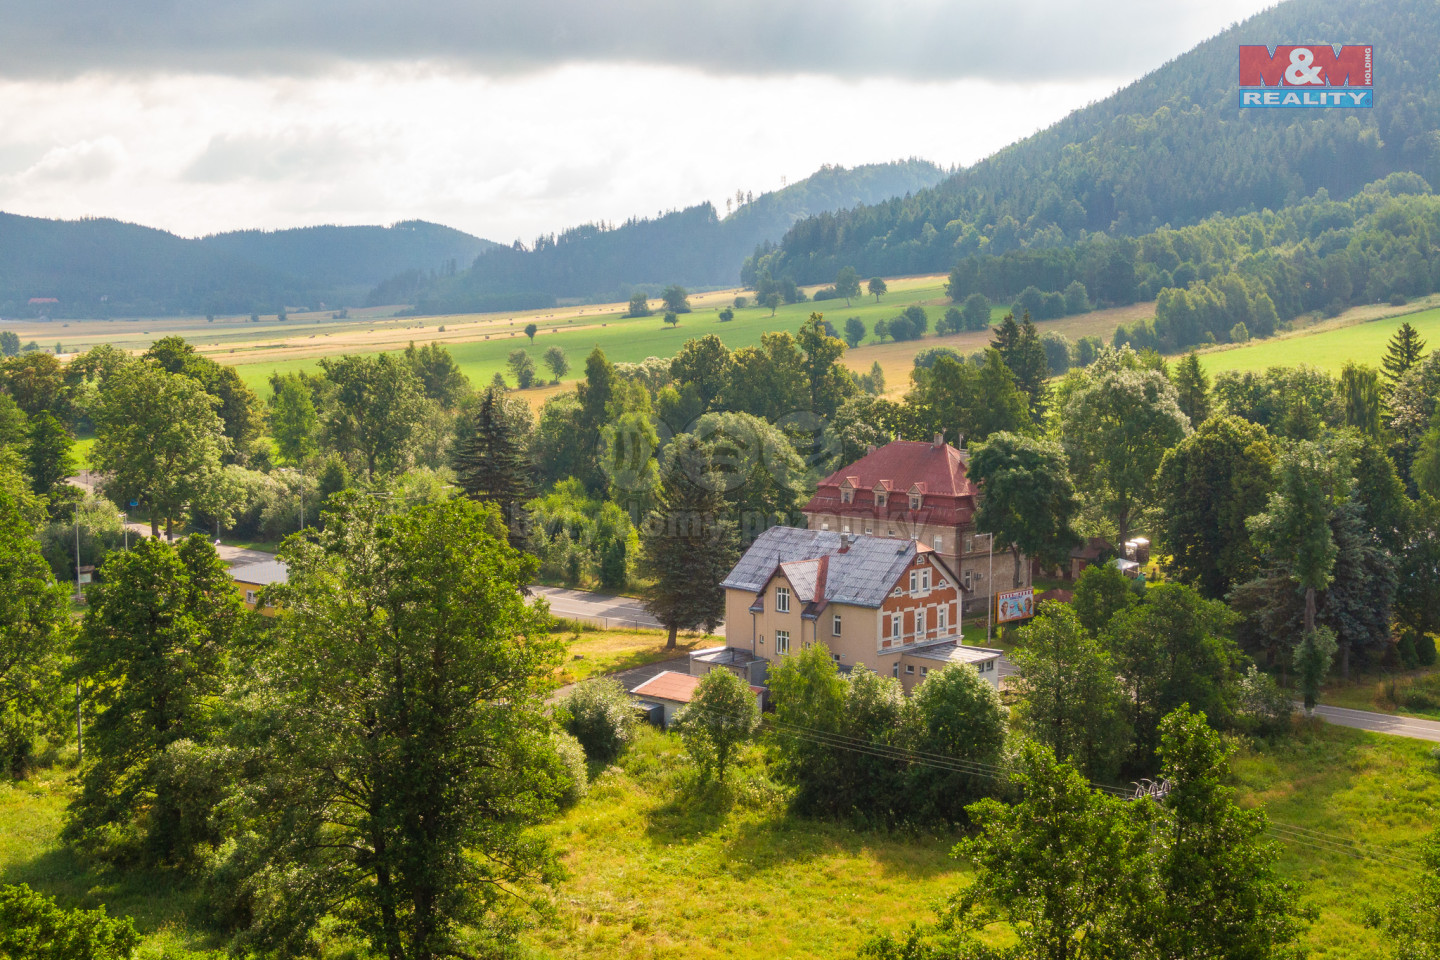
[835,266,861,306]
[318,353,427,479]
[969,432,1082,587]
[674,668,758,783]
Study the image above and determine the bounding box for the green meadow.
[1199,304,1440,376]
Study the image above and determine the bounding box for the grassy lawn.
[1199,300,1440,376]
[1318,667,1440,722]
[557,628,717,684]
[0,722,1434,959]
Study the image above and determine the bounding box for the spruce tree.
[1172,352,1210,426]
[1382,321,1427,385]
[452,387,533,547]
[994,314,1050,423]
[639,435,738,649]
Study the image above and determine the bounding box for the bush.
[1235,665,1292,736]
[811,286,839,301]
[1230,321,1251,343]
[733,295,748,309]
[556,678,636,763]
[1390,293,1409,306]
[961,293,990,331]
[552,729,589,807]
[939,307,963,335]
[0,884,139,960]
[1064,280,1091,314]
[718,307,735,322]
[673,668,759,782]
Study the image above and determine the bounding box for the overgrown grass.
[1,721,1433,959]
[1321,667,1440,722]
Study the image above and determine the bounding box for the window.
[842,522,851,534]
[964,571,973,590]
[910,494,922,509]
[832,653,842,664]
[937,605,947,631]
[876,492,887,508]
[892,614,902,638]
[776,630,790,654]
[892,661,899,677]
[887,528,895,537]
[841,487,853,504]
[864,525,873,535]
[986,660,995,672]
[921,666,929,677]
[821,521,830,531]
[776,586,790,613]
[832,614,842,637]
[245,590,257,605]
[933,535,944,551]
[921,569,931,590]
[758,634,765,646]
[916,609,926,635]
[964,536,973,554]
[905,664,915,675]
[909,571,918,592]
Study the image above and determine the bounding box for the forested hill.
[753,0,1440,285]
[396,159,947,313]
[0,215,495,318]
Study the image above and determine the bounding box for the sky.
[0,0,1278,244]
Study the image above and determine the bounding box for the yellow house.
[230,558,288,615]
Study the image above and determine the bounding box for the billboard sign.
[1239,44,1372,108]
[995,587,1035,624]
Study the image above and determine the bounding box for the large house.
[801,435,1029,613]
[720,526,1002,693]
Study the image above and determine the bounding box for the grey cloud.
[183,131,354,183]
[0,0,1244,81]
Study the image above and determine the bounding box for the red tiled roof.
[815,440,976,497]
[803,441,978,526]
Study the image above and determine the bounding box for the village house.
[230,558,287,615]
[720,526,1002,693]
[801,435,1029,615]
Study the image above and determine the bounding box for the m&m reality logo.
[1238,44,1373,108]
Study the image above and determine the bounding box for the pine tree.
[994,314,1050,423]
[1382,321,1427,385]
[452,388,533,548]
[639,435,738,649]
[1172,352,1210,426]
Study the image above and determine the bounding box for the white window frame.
[916,609,926,635]
[245,590,257,605]
[758,634,766,646]
[832,614,842,637]
[909,571,918,592]
[864,524,873,535]
[821,521,830,531]
[892,661,900,677]
[832,653,842,664]
[776,630,790,654]
[905,664,915,675]
[921,569,931,590]
[776,586,790,613]
[965,536,973,554]
[841,487,854,504]
[892,613,902,637]
[933,534,944,551]
[910,494,922,509]
[842,522,851,534]
[938,605,948,631]
[921,666,929,677]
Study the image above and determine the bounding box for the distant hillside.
[399,159,948,312]
[753,0,1440,284]
[0,216,495,318]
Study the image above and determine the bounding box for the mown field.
[1199,298,1440,376]
[1,719,1433,960]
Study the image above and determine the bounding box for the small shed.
[629,670,765,728]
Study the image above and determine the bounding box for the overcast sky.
[0,0,1277,243]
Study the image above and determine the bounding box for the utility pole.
[74,518,81,600]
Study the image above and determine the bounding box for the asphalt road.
[1308,704,1440,743]
[531,585,668,631]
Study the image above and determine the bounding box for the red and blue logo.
[1239,45,1372,108]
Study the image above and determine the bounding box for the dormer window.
[841,488,853,504]
[910,494,922,510]
[876,492,887,508]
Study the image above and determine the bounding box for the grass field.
[1319,667,1440,723]
[5,278,1155,406]
[1,721,1433,960]
[1199,297,1440,376]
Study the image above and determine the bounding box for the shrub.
[811,286,839,301]
[1390,293,1409,306]
[718,307,735,322]
[939,307,963,335]
[556,678,635,763]
[0,884,139,960]
[733,295,748,309]
[552,729,589,807]
[1235,665,1292,736]
[1230,321,1251,343]
[673,668,759,782]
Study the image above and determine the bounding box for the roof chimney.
[933,430,945,450]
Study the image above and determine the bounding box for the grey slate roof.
[906,640,1004,664]
[721,526,917,609]
[230,559,289,586]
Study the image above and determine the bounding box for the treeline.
[747,0,1440,284]
[387,160,946,312]
[0,214,492,317]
